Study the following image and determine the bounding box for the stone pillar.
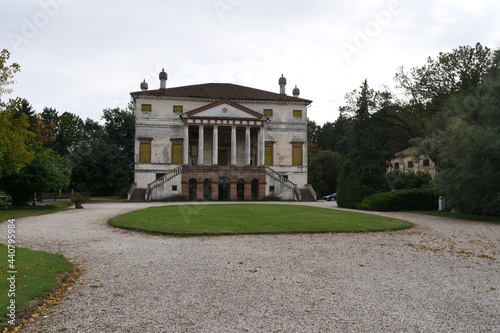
[198,125,204,166]
[231,126,237,165]
[245,127,251,166]
[212,125,218,165]
[183,125,189,165]
[258,127,265,166]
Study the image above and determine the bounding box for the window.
[173,105,183,113]
[408,161,414,169]
[292,144,303,166]
[139,139,151,163]
[172,185,178,191]
[141,104,152,112]
[423,159,430,167]
[394,162,400,170]
[172,143,183,164]
[293,110,302,117]
[263,109,273,116]
[139,139,152,163]
[265,145,273,166]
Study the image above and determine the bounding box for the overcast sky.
[2,0,500,125]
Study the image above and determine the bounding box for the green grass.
[417,210,500,223]
[0,203,70,222]
[109,204,412,236]
[0,244,74,327]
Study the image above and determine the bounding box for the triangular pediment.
[185,100,264,120]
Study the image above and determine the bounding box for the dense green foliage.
[336,80,388,208]
[384,171,432,191]
[359,188,437,212]
[110,204,412,235]
[1,143,72,205]
[308,43,499,215]
[413,51,500,215]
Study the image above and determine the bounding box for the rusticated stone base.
[181,165,266,201]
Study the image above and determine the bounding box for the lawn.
[109,204,412,236]
[417,210,500,223]
[0,203,70,222]
[0,244,75,328]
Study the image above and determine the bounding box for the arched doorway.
[218,177,230,201]
[251,179,259,200]
[237,179,245,201]
[188,178,197,201]
[204,179,212,201]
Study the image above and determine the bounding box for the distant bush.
[359,188,437,211]
[384,171,432,190]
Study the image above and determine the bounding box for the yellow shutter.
[173,105,183,113]
[263,109,273,116]
[139,142,151,163]
[293,110,302,117]
[265,146,273,165]
[141,104,152,112]
[292,146,302,165]
[172,144,183,164]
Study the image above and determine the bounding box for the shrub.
[359,188,437,211]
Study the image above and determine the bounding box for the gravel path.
[1,201,499,333]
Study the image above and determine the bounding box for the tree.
[53,111,85,156]
[413,56,500,215]
[0,107,35,177]
[35,107,59,148]
[307,150,342,197]
[70,109,135,196]
[394,43,494,110]
[71,140,130,196]
[337,80,388,208]
[0,51,34,177]
[1,143,71,205]
[0,49,20,98]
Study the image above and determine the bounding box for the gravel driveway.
[2,201,499,333]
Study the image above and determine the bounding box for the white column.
[258,127,265,166]
[245,127,251,166]
[198,125,204,166]
[212,125,218,165]
[183,125,189,165]
[231,126,237,165]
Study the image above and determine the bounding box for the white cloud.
[1,0,499,125]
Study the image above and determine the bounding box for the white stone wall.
[133,96,309,191]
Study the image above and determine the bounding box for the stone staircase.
[129,188,146,202]
[299,189,316,202]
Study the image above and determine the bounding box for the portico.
[180,99,266,168]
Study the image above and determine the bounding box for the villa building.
[388,147,436,176]
[128,69,315,201]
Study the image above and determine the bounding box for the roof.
[130,83,312,104]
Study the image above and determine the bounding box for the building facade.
[129,70,315,201]
[388,147,436,176]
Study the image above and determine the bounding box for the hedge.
[359,188,437,211]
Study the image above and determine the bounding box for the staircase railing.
[146,166,183,201]
[265,167,301,201]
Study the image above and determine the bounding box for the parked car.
[323,193,337,201]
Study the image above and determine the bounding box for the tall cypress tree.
[337,80,387,208]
